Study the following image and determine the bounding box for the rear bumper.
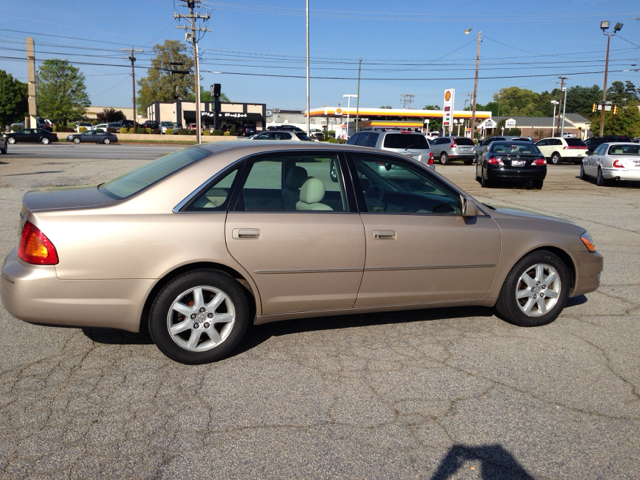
[602,167,640,181]
[486,167,547,181]
[1,248,151,333]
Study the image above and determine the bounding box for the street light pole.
[465,28,482,142]
[560,87,568,138]
[599,21,623,137]
[550,100,559,137]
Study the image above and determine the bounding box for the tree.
[137,40,195,114]
[37,59,89,125]
[423,104,440,110]
[97,108,126,123]
[191,85,229,103]
[563,85,601,118]
[379,105,392,109]
[491,87,541,117]
[0,70,28,127]
[590,102,640,137]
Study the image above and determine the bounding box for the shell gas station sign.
[443,89,455,128]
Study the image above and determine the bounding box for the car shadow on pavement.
[430,444,534,479]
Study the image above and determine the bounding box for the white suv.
[535,137,588,165]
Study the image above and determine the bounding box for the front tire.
[439,152,449,165]
[103,138,111,145]
[41,137,50,145]
[7,137,16,145]
[496,250,570,327]
[550,152,561,165]
[579,163,586,180]
[149,270,251,364]
[73,138,81,144]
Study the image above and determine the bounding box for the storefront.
[146,101,267,131]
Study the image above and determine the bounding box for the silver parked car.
[430,136,476,165]
[347,130,434,168]
[580,142,640,186]
[1,142,603,364]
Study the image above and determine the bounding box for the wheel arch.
[140,261,258,335]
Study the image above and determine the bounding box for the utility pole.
[121,47,143,131]
[174,0,210,144]
[556,76,568,134]
[400,93,415,109]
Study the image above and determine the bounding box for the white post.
[560,87,568,138]
[551,100,558,137]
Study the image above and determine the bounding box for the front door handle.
[232,228,260,239]
[373,230,396,240]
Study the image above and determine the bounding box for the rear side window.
[455,137,475,146]
[383,134,429,149]
[346,133,360,145]
[565,139,587,147]
[100,147,210,199]
[357,132,379,147]
[295,132,311,141]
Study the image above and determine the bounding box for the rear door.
[225,152,366,315]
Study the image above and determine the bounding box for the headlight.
[580,231,596,252]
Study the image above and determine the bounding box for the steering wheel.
[364,185,384,210]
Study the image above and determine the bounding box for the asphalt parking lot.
[0,144,639,479]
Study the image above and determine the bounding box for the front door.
[225,152,366,315]
[347,153,501,308]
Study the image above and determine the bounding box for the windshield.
[383,134,429,149]
[100,147,210,199]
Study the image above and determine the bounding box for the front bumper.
[572,251,604,297]
[1,248,152,332]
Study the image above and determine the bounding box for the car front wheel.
[149,270,251,364]
[439,152,449,165]
[41,137,50,145]
[103,138,111,145]
[550,152,561,165]
[496,250,570,327]
[579,164,586,180]
[7,137,16,144]
[73,138,81,144]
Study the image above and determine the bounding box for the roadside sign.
[505,119,516,128]
[443,89,455,127]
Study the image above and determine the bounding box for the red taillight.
[487,156,504,166]
[18,221,58,265]
[450,141,457,148]
[427,153,434,165]
[532,157,546,166]
[613,160,624,168]
[566,145,583,149]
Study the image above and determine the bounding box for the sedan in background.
[66,129,118,145]
[1,142,603,365]
[580,142,640,186]
[476,141,547,188]
[4,128,58,145]
[474,136,530,162]
[250,130,312,141]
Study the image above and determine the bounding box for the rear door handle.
[232,228,260,239]
[373,230,396,240]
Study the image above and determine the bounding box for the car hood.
[22,185,118,212]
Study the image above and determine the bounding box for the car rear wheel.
[149,269,250,364]
[7,137,16,144]
[596,167,608,186]
[480,169,492,188]
[41,137,50,145]
[579,164,586,180]
[439,152,449,165]
[550,152,561,165]
[73,138,81,144]
[1,145,6,154]
[496,250,570,327]
[464,159,473,165]
[103,138,111,145]
[533,180,543,189]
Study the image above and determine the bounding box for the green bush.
[151,128,160,135]
[119,127,128,134]
[136,128,147,134]
[230,125,236,135]
[179,129,189,135]
[11,125,22,132]
[327,138,346,144]
[203,130,211,136]
[188,130,196,135]
[211,130,222,136]
[165,128,174,135]
[107,127,118,134]
[223,131,231,136]
[129,128,136,134]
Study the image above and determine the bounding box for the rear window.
[565,139,587,147]
[383,134,429,149]
[607,144,640,155]
[490,142,541,154]
[455,137,475,146]
[100,147,210,199]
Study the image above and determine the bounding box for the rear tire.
[464,159,473,165]
[533,180,543,189]
[439,152,449,165]
[496,250,570,327]
[149,269,251,364]
[480,169,492,188]
[550,152,561,165]
[579,163,586,180]
[596,167,608,186]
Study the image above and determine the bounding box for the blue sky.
[2,0,639,112]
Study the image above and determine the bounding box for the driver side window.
[350,154,461,215]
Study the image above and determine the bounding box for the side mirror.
[461,196,478,217]
[329,158,339,183]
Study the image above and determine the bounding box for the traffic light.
[613,105,618,115]
[592,103,597,112]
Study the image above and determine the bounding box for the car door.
[225,152,366,315]
[347,152,501,307]
[535,139,550,158]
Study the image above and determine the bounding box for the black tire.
[73,138,81,144]
[533,180,543,189]
[149,269,251,364]
[579,163,586,180]
[103,138,111,145]
[550,152,561,165]
[7,137,16,145]
[496,250,571,327]
[480,169,492,188]
[439,152,449,165]
[596,167,608,187]
[1,145,6,154]
[464,159,473,165]
[41,137,50,145]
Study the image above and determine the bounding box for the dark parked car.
[475,136,530,161]
[585,136,633,151]
[66,129,118,145]
[476,140,547,188]
[142,121,159,130]
[4,128,58,145]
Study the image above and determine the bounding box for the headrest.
[299,177,325,204]
[285,166,308,189]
